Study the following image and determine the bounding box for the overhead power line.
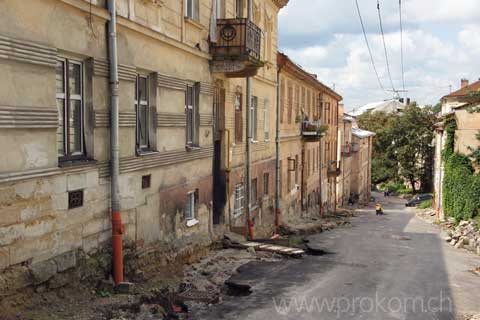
[377,0,396,93]
[399,0,405,93]
[354,0,386,92]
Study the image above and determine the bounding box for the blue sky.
[278,0,480,111]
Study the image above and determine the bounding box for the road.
[191,193,480,320]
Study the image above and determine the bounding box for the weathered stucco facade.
[433,79,480,220]
[350,125,374,205]
[0,0,221,285]
[276,53,342,218]
[336,107,353,207]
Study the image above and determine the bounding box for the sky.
[278,0,480,112]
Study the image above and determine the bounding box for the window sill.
[184,17,204,30]
[185,145,201,151]
[186,218,199,227]
[251,140,259,144]
[58,158,97,168]
[137,150,158,157]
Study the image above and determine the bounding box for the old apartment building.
[336,108,354,207]
[208,0,288,237]
[433,79,480,220]
[0,0,221,273]
[276,53,342,217]
[0,0,291,283]
[350,125,375,205]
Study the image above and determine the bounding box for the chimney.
[461,79,469,88]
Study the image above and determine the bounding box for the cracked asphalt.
[191,193,480,320]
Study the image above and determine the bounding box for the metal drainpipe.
[245,0,254,240]
[274,67,281,231]
[108,0,124,285]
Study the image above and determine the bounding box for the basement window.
[185,190,199,227]
[142,175,151,189]
[68,190,84,209]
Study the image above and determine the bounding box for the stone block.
[52,193,68,210]
[53,251,76,272]
[20,206,40,221]
[0,247,9,270]
[15,180,36,199]
[30,259,57,285]
[1,206,21,226]
[24,217,55,238]
[51,175,67,194]
[82,219,104,237]
[86,170,99,188]
[9,235,54,265]
[82,234,99,253]
[0,223,25,246]
[48,273,69,289]
[67,173,86,191]
[0,186,15,205]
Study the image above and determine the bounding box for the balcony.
[210,18,263,78]
[341,144,351,157]
[301,120,327,142]
[327,161,341,177]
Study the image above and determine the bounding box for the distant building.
[350,126,375,205]
[433,79,480,220]
[351,99,405,116]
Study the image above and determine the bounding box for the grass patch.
[418,199,433,209]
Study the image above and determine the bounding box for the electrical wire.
[354,0,386,92]
[399,0,405,93]
[377,0,396,92]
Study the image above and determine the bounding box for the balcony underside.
[211,55,264,78]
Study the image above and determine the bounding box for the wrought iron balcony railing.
[301,120,327,141]
[211,18,263,77]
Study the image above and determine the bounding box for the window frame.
[264,99,269,141]
[234,183,245,216]
[263,172,269,197]
[185,0,199,21]
[234,92,243,143]
[250,96,258,142]
[235,0,244,18]
[251,178,258,207]
[56,57,86,162]
[135,74,150,152]
[185,191,195,220]
[186,83,200,148]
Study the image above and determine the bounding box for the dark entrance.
[212,85,226,225]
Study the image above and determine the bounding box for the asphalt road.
[191,193,480,320]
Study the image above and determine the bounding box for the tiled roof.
[443,80,480,98]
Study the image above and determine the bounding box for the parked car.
[405,194,433,207]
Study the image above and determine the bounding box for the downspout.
[275,67,282,231]
[245,0,254,240]
[108,0,124,285]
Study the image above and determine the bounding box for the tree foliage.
[357,104,435,192]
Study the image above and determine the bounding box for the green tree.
[357,111,399,184]
[386,104,435,193]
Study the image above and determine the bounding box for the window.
[186,83,199,147]
[234,183,244,216]
[264,99,270,141]
[215,0,224,18]
[185,191,195,220]
[280,79,285,124]
[295,155,299,185]
[235,92,243,143]
[250,96,258,141]
[56,58,85,160]
[135,75,149,151]
[185,0,199,20]
[251,178,258,206]
[235,0,244,18]
[263,172,269,196]
[287,85,293,124]
[68,190,84,209]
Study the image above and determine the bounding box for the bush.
[385,182,405,193]
[398,188,413,195]
[418,199,433,209]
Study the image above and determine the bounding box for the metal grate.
[68,190,83,209]
[142,174,151,189]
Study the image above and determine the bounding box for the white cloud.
[279,0,480,110]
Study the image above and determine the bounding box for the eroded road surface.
[191,194,480,320]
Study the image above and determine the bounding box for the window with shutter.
[235,92,243,143]
[186,83,199,147]
[250,96,258,141]
[135,75,150,152]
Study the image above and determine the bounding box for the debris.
[176,289,219,304]
[239,242,305,257]
[469,267,480,276]
[389,234,412,241]
[115,282,135,294]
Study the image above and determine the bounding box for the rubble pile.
[444,220,480,256]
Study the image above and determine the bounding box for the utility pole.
[245,0,253,240]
